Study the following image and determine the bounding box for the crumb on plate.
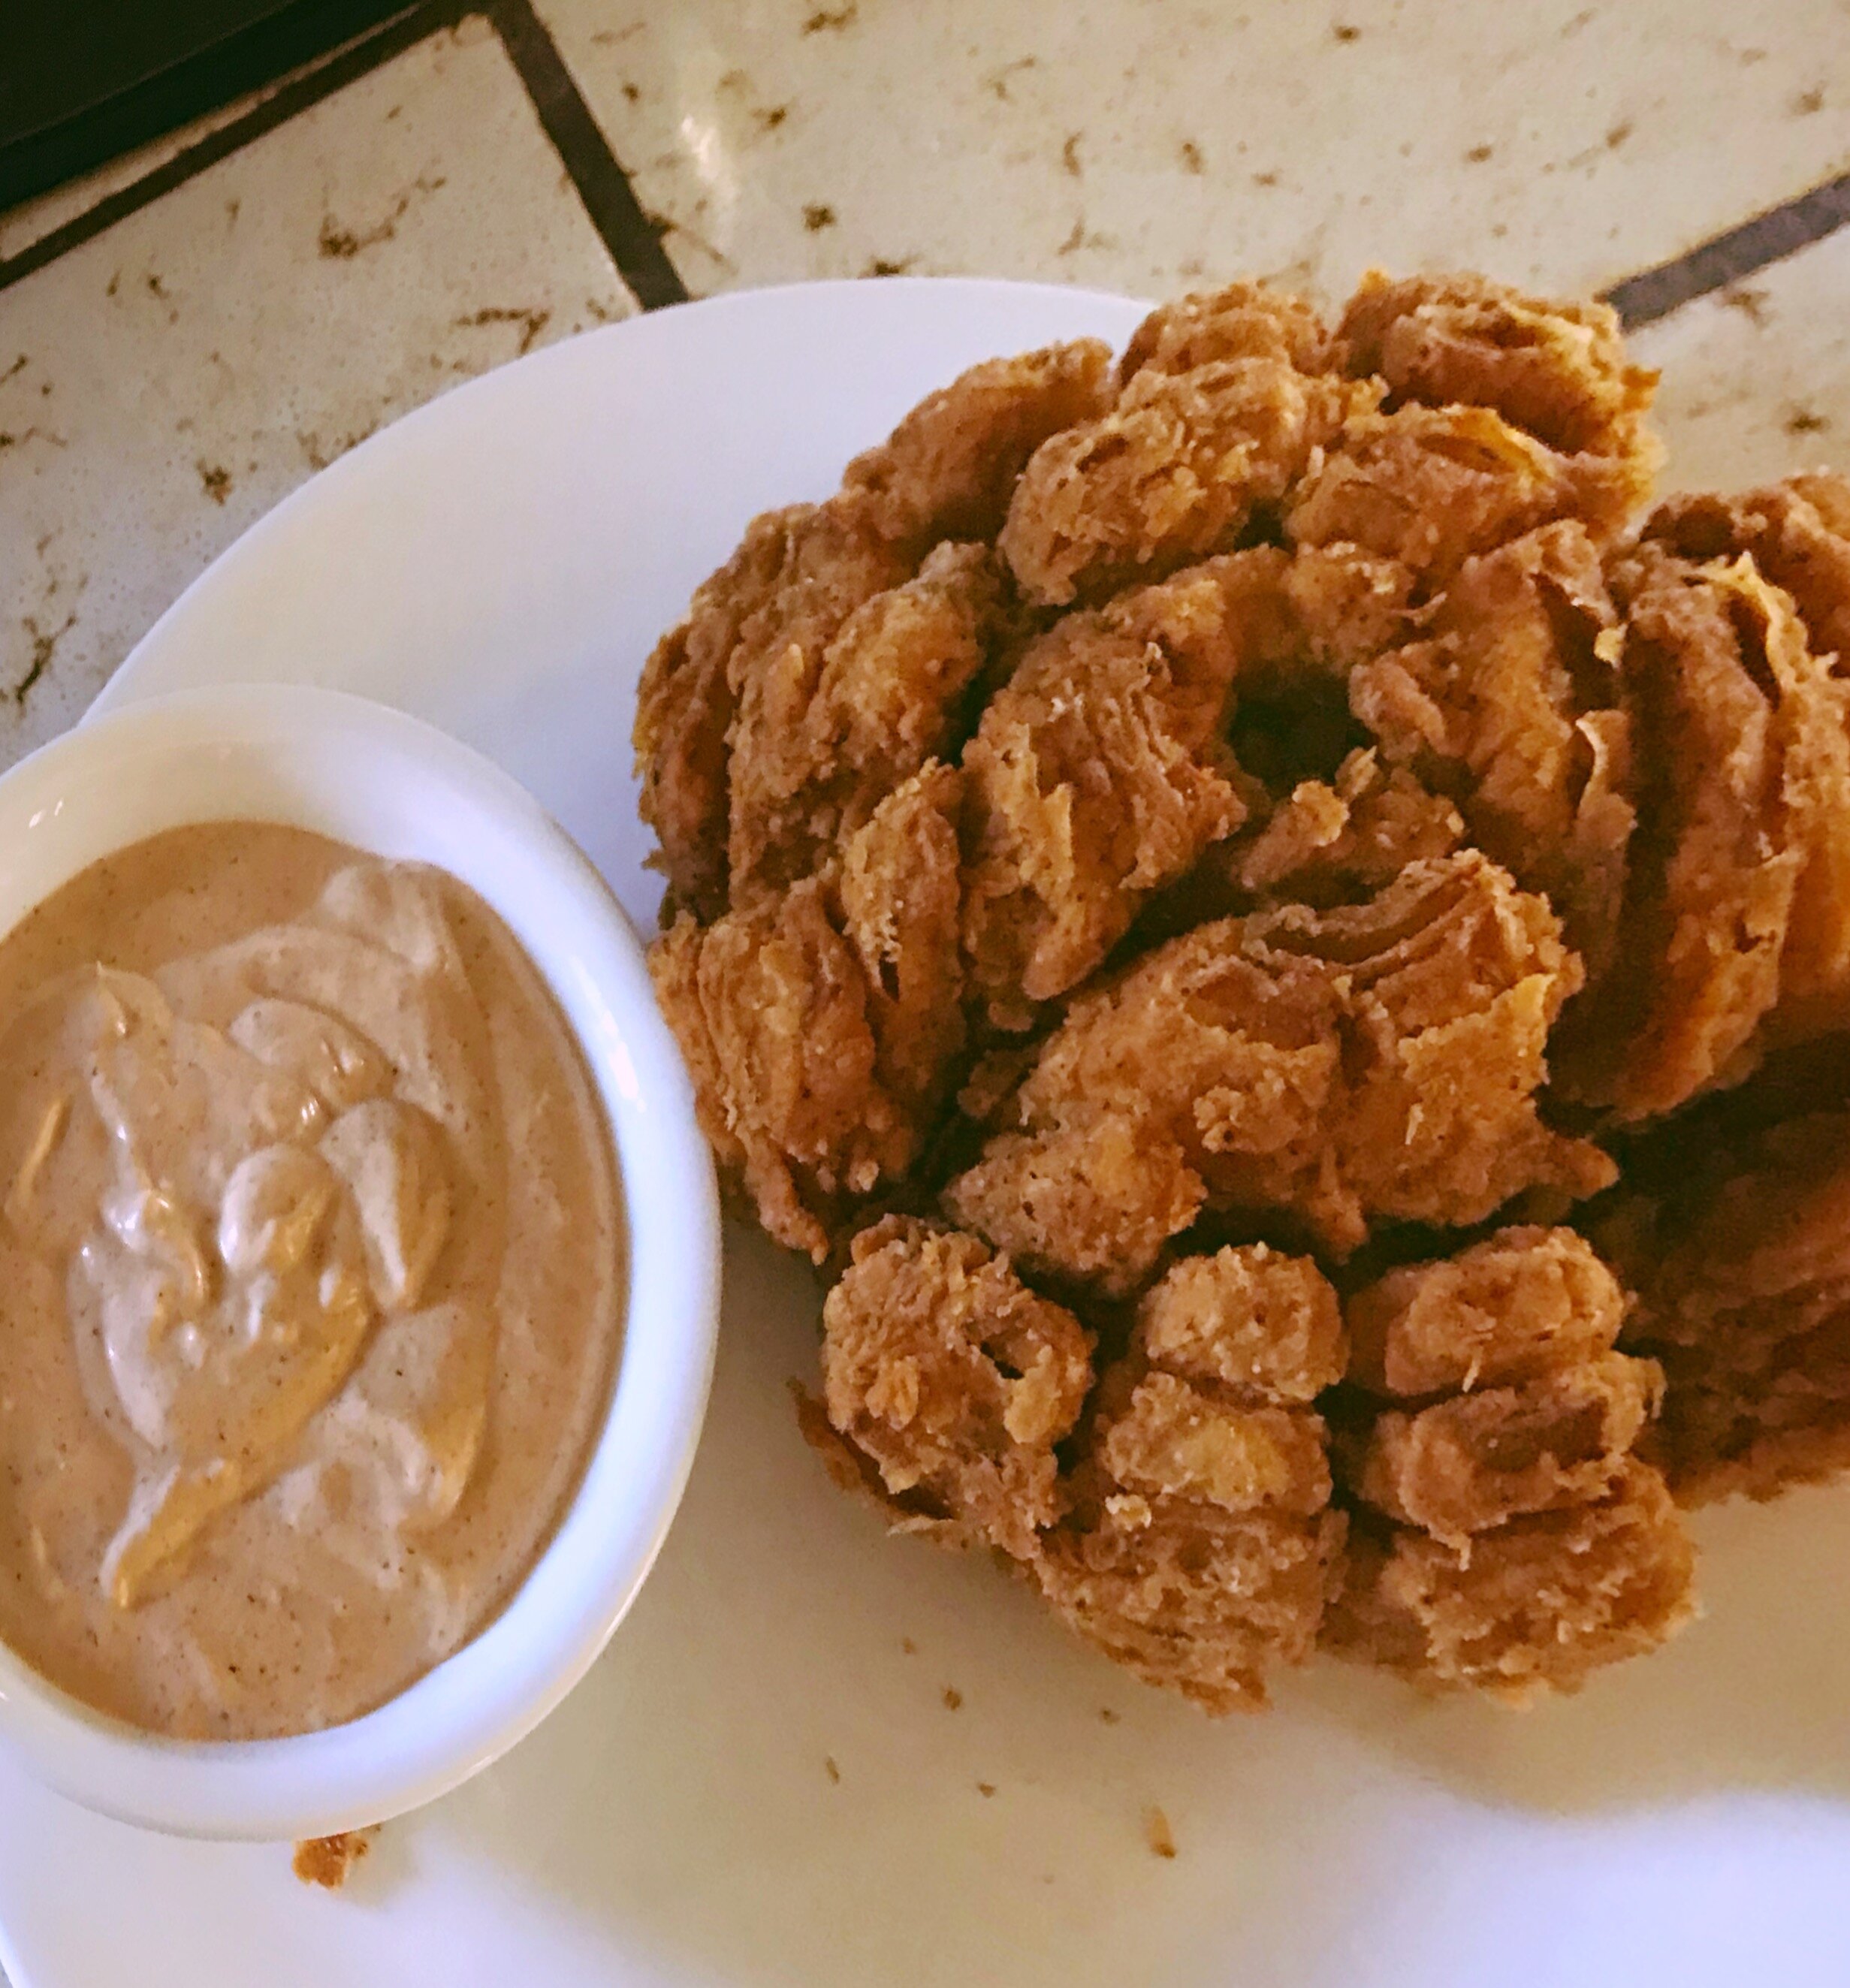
[293,1829,376,1890]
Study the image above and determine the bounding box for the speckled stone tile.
[1632,228,1850,494]
[0,17,634,768]
[0,76,276,263]
[533,0,1850,303]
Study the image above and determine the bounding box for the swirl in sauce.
[0,824,623,1739]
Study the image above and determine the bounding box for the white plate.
[5,277,1850,1988]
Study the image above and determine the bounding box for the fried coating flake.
[1346,1225,1626,1396]
[650,767,964,1258]
[1323,1462,1695,1699]
[1331,1229,1690,1686]
[1352,1351,1661,1544]
[960,553,1282,1014]
[1291,274,1658,586]
[293,1830,376,1890]
[1338,268,1661,505]
[1232,747,1464,905]
[1350,520,1634,982]
[842,339,1115,548]
[1001,299,1377,605]
[1341,1229,1661,1545]
[1641,470,1850,671]
[1136,1243,1348,1403]
[637,498,913,919]
[1118,281,1347,381]
[1037,1244,1345,1710]
[1556,544,1850,1118]
[945,853,1610,1287]
[816,1217,1094,1559]
[1606,1109,1850,1503]
[726,541,1003,898]
[1286,404,1589,590]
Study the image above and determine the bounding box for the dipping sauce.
[0,824,623,1739]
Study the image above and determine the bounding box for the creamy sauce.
[0,824,623,1740]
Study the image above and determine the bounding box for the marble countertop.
[2,0,1846,773]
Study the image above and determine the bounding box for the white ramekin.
[0,684,720,1840]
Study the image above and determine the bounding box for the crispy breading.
[1332,1228,1688,1682]
[1098,1374,1332,1513]
[1629,475,1850,1051]
[946,923,1339,1291]
[1211,856,1613,1226]
[1604,1110,1850,1503]
[650,889,887,1259]
[726,540,1002,897]
[1001,353,1376,606]
[1643,471,1850,669]
[1040,1501,1345,1713]
[839,762,968,1115]
[1111,548,1435,935]
[944,852,1610,1287]
[717,520,975,903]
[1351,520,1634,982]
[1275,541,1420,672]
[1136,1244,1348,1404]
[1037,1242,1344,1710]
[1323,1461,1695,1698]
[964,538,1426,979]
[1692,554,1850,1027]
[1351,1351,1662,1543]
[1556,545,1850,1118]
[1285,404,1591,589]
[649,768,964,1259]
[634,505,801,920]
[842,339,1115,548]
[959,554,1281,1015]
[1338,269,1661,502]
[1791,471,1850,536]
[816,1217,1094,1558]
[1118,281,1346,381]
[945,1108,1213,1296]
[635,497,915,919]
[1298,268,1665,583]
[1232,747,1464,904]
[639,344,1118,915]
[1345,1226,1627,1397]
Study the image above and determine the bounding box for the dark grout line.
[485,0,688,311]
[0,0,688,313]
[1604,169,1850,330]
[2,12,1839,331]
[0,1,465,296]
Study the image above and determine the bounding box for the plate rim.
[4,273,1156,1988]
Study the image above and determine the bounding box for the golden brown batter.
[0,823,623,1739]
